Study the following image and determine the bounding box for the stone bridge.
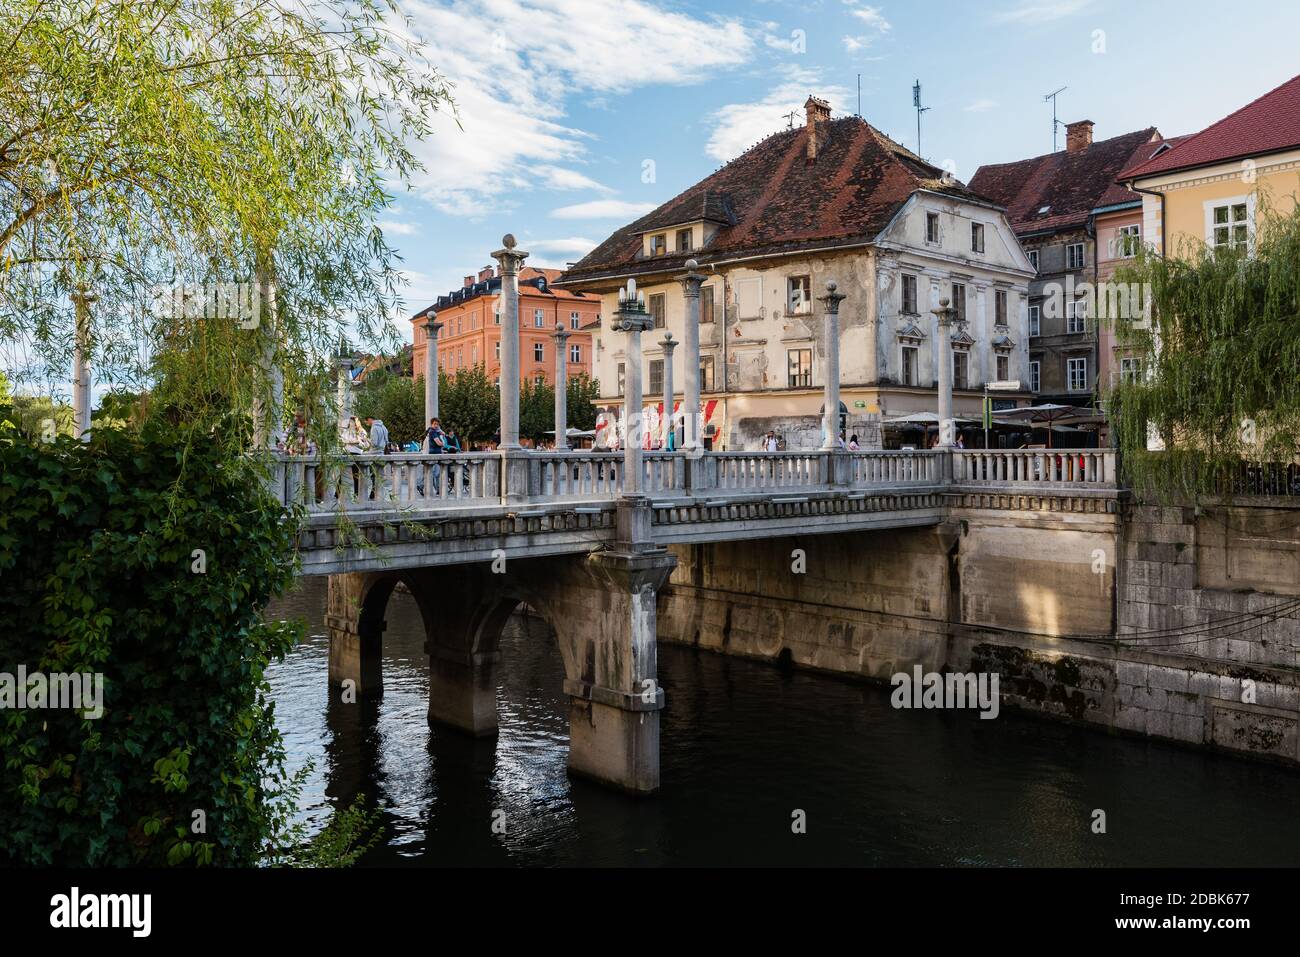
[279,447,1122,794]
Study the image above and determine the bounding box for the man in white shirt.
[764,431,779,452]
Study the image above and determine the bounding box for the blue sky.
[385,0,1300,339]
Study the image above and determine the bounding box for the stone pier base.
[428,649,499,737]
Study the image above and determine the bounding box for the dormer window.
[1038,205,1051,215]
[537,277,546,291]
[651,234,667,256]
[676,229,693,252]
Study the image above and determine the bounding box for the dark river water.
[265,577,1300,867]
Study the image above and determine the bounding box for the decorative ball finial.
[685,258,699,270]
[825,280,838,293]
[938,297,950,307]
[502,233,516,249]
[664,331,673,341]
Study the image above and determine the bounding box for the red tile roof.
[970,128,1161,236]
[559,116,991,283]
[1120,74,1300,180]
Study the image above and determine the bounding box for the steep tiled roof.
[969,128,1161,236]
[560,116,992,282]
[1120,73,1300,180]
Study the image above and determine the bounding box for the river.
[265,577,1300,867]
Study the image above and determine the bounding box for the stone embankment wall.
[657,499,1300,766]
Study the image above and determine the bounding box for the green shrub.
[0,418,302,865]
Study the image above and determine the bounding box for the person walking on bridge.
[364,416,390,499]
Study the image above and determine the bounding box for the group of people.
[761,430,861,451]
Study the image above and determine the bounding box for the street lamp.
[614,277,654,495]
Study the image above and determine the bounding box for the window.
[494,308,501,325]
[1027,249,1039,272]
[616,362,625,397]
[926,212,940,244]
[700,355,716,392]
[650,233,666,256]
[901,346,919,386]
[1028,304,1041,337]
[1067,356,1088,392]
[471,344,477,364]
[570,310,580,329]
[457,347,463,368]
[649,359,664,394]
[1117,224,1141,258]
[701,285,715,323]
[951,283,966,323]
[1029,360,1041,393]
[533,342,544,362]
[676,229,693,252]
[1066,242,1085,270]
[1066,297,1087,334]
[996,354,1009,381]
[534,308,545,328]
[953,351,968,390]
[649,293,665,328]
[735,277,762,319]
[995,289,1007,325]
[901,274,918,315]
[787,348,812,388]
[495,341,501,360]
[787,276,812,315]
[1120,356,1141,383]
[971,222,985,253]
[570,343,581,363]
[1210,202,1249,251]
[494,376,500,390]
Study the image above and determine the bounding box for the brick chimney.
[463,275,474,288]
[478,265,494,282]
[1066,120,1094,153]
[805,95,832,163]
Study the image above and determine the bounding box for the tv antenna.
[783,109,798,130]
[912,80,930,157]
[857,74,862,117]
[1044,86,1067,151]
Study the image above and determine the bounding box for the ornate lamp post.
[660,331,677,450]
[818,280,846,450]
[930,296,957,447]
[420,309,442,425]
[553,322,571,450]
[613,277,654,496]
[677,260,706,449]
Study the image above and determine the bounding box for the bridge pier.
[428,647,500,737]
[326,573,385,697]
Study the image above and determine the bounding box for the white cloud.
[964,99,998,113]
[842,2,891,53]
[377,220,419,235]
[528,237,600,256]
[993,0,1091,23]
[848,5,892,31]
[550,200,658,220]
[704,66,852,164]
[398,0,754,215]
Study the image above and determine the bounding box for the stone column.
[429,648,500,737]
[660,331,677,449]
[973,281,989,387]
[553,322,571,450]
[335,353,355,426]
[819,280,845,450]
[566,549,677,793]
[615,279,653,496]
[421,311,442,424]
[931,297,957,447]
[491,234,528,451]
[677,261,705,449]
[70,289,95,441]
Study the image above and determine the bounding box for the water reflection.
[266,577,1300,867]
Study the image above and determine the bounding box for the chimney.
[1066,120,1094,153]
[463,275,474,288]
[805,95,832,163]
[478,265,494,283]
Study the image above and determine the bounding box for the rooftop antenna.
[857,74,862,117]
[783,109,797,130]
[912,80,930,157]
[1044,86,1067,151]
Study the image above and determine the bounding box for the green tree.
[354,372,423,447]
[520,377,555,445]
[567,372,601,432]
[440,364,500,445]
[1108,195,1300,498]
[0,0,453,455]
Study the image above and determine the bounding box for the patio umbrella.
[995,404,1094,448]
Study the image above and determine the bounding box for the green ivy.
[0,418,302,866]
